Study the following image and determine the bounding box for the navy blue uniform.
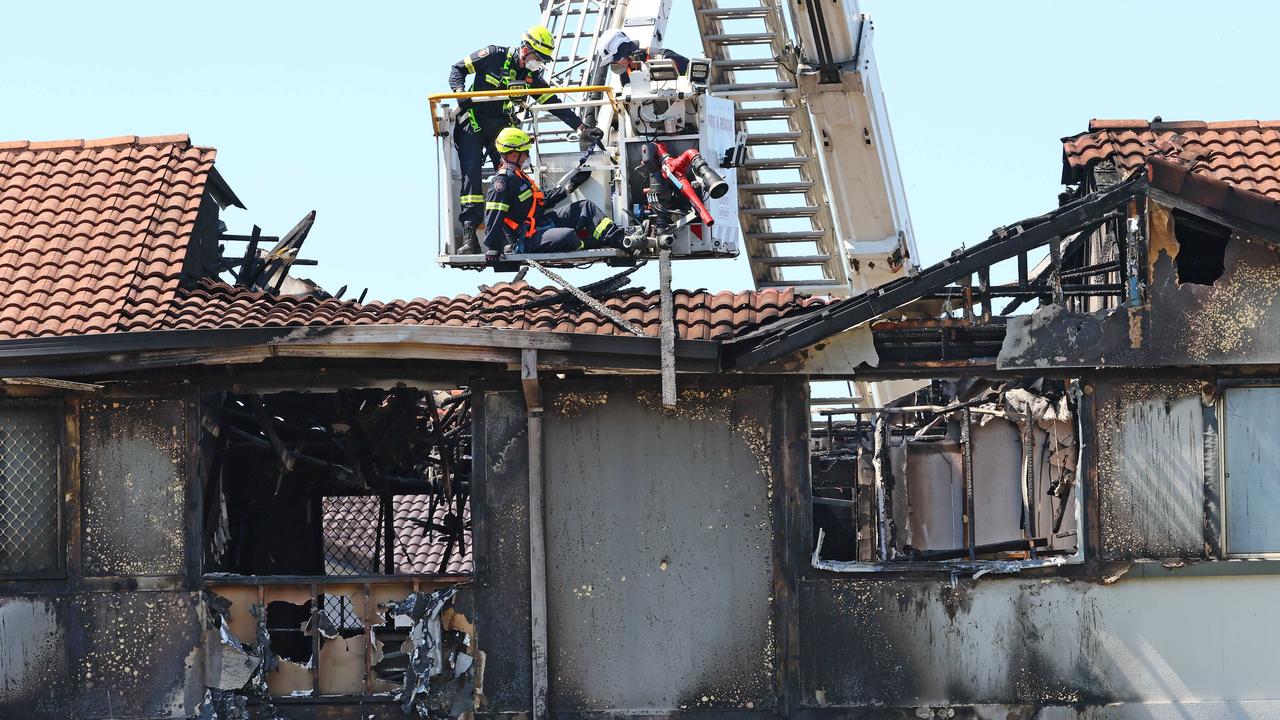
[449,45,584,227]
[591,47,691,88]
[482,164,623,254]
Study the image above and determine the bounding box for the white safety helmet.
[597,28,638,69]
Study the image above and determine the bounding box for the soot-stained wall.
[1000,202,1280,370]
[541,380,779,713]
[0,396,202,719]
[1093,381,1210,561]
[80,399,190,577]
[799,574,1280,710]
[473,377,801,716]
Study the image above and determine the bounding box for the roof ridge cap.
[0,134,195,153]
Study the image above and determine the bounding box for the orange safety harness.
[502,165,544,237]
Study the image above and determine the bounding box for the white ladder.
[693,0,851,295]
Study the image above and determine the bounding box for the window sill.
[1121,557,1280,578]
[811,555,1078,579]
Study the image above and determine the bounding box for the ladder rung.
[743,205,820,218]
[698,7,770,19]
[757,279,847,290]
[746,231,827,243]
[745,132,802,145]
[741,156,808,170]
[712,58,780,71]
[739,181,814,194]
[755,254,832,267]
[704,33,776,45]
[735,106,799,120]
[711,81,796,93]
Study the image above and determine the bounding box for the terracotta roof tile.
[1063,118,1280,199]
[0,134,215,340]
[322,494,472,576]
[0,133,822,345]
[134,278,824,341]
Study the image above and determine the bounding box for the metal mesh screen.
[321,593,362,632]
[0,405,60,576]
[322,495,382,576]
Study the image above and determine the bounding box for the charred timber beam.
[1058,260,1121,280]
[726,176,1146,369]
[925,284,1124,300]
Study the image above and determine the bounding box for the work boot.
[457,223,480,255]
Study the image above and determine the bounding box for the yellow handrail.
[427,85,619,137]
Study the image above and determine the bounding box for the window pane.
[0,405,60,575]
[1224,387,1280,554]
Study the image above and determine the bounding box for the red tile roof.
[1146,155,1280,231]
[0,133,820,345]
[1062,119,1280,199]
[322,494,472,576]
[0,134,216,339]
[144,278,823,341]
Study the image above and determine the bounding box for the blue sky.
[3,1,1277,301]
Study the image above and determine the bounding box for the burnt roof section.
[145,279,823,342]
[0,134,218,339]
[725,175,1149,369]
[1146,155,1280,234]
[1062,119,1280,197]
[0,133,822,350]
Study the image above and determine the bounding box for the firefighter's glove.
[581,125,605,145]
[457,97,474,112]
[565,167,593,192]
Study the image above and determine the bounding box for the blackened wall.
[473,376,808,717]
[0,396,202,719]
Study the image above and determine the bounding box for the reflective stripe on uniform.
[484,74,501,85]
[518,189,533,201]
[592,217,614,239]
[486,201,510,211]
[464,56,476,73]
[460,194,485,204]
[536,93,554,104]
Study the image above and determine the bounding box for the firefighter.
[449,25,605,254]
[595,28,690,86]
[481,127,626,259]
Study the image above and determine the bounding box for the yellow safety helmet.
[522,25,555,61]
[495,127,534,154]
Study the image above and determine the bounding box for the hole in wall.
[1172,210,1229,286]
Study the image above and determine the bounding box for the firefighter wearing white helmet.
[448,25,605,254]
[595,28,690,86]
[480,127,625,260]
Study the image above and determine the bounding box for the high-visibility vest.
[503,166,544,237]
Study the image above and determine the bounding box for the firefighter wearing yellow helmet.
[448,25,605,254]
[479,127,624,260]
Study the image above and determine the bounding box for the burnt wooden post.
[961,407,976,558]
[522,348,549,720]
[1021,419,1039,559]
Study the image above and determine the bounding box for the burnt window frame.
[0,398,67,581]
[201,387,474,583]
[806,384,1087,575]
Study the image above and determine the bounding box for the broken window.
[811,380,1081,569]
[0,401,62,578]
[1222,386,1280,556]
[203,388,472,578]
[1172,210,1230,286]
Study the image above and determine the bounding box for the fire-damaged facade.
[3,121,1280,719]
